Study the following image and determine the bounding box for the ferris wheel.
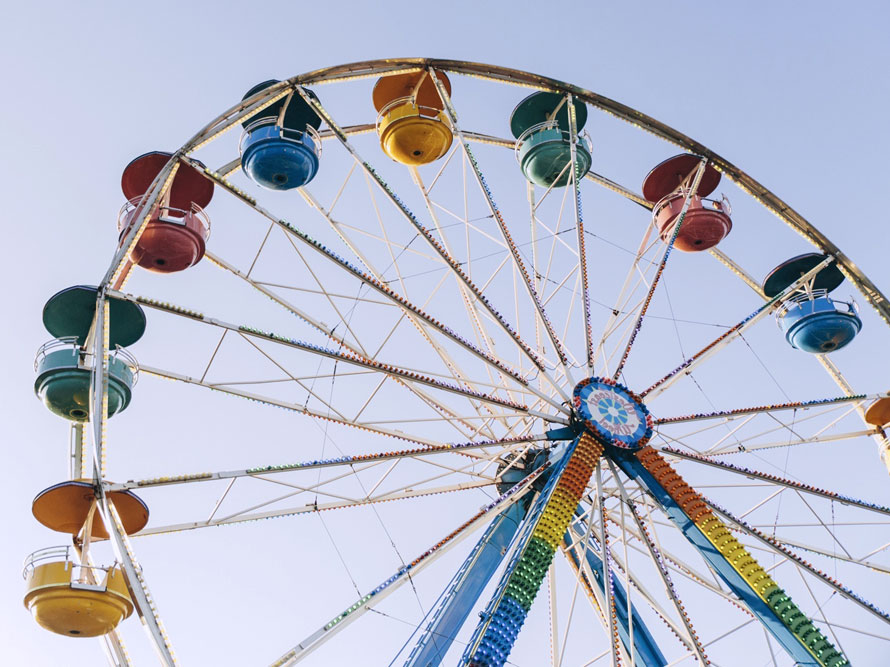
[24,59,890,666]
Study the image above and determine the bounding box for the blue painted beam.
[564,522,667,666]
[460,439,579,665]
[405,502,527,666]
[612,450,826,666]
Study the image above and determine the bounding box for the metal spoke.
[608,463,710,664]
[108,435,544,492]
[428,68,576,386]
[293,85,552,383]
[138,481,492,537]
[273,468,541,665]
[611,158,706,379]
[566,94,595,372]
[110,289,557,419]
[658,445,890,517]
[654,393,877,426]
[642,255,835,399]
[141,364,440,446]
[193,161,537,391]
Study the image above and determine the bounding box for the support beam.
[270,464,544,665]
[643,256,834,399]
[405,501,528,666]
[613,448,848,667]
[96,494,178,666]
[461,435,605,666]
[563,520,667,666]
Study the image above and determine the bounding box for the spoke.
[770,536,890,575]
[608,463,710,664]
[689,403,861,457]
[654,394,876,425]
[428,68,575,386]
[594,225,657,374]
[108,434,545,492]
[115,288,536,414]
[814,620,890,643]
[292,85,552,383]
[702,426,868,457]
[584,171,652,209]
[566,94,595,372]
[642,255,835,399]
[193,161,537,392]
[274,468,541,666]
[138,481,492,537]
[612,158,707,380]
[707,247,764,295]
[657,445,890,516]
[141,364,441,446]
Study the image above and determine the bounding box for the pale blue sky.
[2,2,889,665]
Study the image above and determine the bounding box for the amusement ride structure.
[24,59,890,665]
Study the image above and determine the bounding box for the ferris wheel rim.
[164,58,889,330]
[34,57,890,666]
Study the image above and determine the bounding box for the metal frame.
[34,58,883,666]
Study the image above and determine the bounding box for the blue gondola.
[776,291,861,353]
[763,253,862,354]
[240,80,323,190]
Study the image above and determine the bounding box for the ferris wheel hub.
[572,377,653,451]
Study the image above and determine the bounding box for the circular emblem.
[573,378,653,450]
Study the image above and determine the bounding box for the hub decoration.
[573,377,653,449]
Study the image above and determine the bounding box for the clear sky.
[2,1,890,666]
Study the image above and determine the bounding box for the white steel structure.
[52,60,890,666]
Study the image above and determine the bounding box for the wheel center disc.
[573,377,653,450]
